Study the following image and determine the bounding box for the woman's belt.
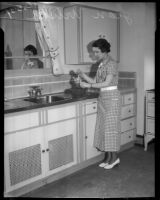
[100,86,117,91]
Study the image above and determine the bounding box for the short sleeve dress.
[93,56,121,152]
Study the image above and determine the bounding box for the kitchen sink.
[24,94,72,104]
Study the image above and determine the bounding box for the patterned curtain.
[36,4,64,74]
[33,10,48,66]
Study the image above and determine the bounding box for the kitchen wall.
[118,2,155,136]
[144,3,155,90]
[69,2,155,136]
[4,2,155,136]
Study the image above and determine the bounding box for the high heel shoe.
[104,158,120,169]
[99,162,109,167]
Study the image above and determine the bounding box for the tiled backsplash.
[5,74,71,99]
[4,71,136,100]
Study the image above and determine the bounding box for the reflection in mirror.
[1,2,49,70]
[86,40,97,62]
[86,40,100,78]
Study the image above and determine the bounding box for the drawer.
[121,117,135,132]
[146,118,155,135]
[5,112,39,133]
[147,92,155,101]
[85,102,97,114]
[123,93,135,105]
[121,129,135,145]
[47,105,76,123]
[121,104,135,119]
[147,103,154,117]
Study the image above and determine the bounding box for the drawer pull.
[46,148,50,152]
[42,149,45,153]
[128,110,131,113]
[85,136,88,139]
[129,136,131,138]
[128,98,131,101]
[130,123,132,126]
[93,106,96,109]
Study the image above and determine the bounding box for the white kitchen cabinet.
[4,88,137,196]
[4,110,45,193]
[82,100,101,160]
[85,114,102,159]
[44,119,77,177]
[144,90,155,151]
[44,104,77,176]
[120,91,137,145]
[63,5,120,64]
[4,104,78,194]
[82,92,137,154]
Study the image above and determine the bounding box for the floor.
[23,143,155,198]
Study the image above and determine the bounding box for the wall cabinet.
[63,5,120,64]
[144,90,155,151]
[4,105,78,194]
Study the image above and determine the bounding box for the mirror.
[1,2,49,70]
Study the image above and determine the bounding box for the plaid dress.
[93,56,121,152]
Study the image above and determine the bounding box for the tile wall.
[5,74,71,99]
[4,71,136,100]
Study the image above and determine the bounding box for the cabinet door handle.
[130,123,132,126]
[46,148,50,152]
[42,149,45,153]
[128,98,131,101]
[129,136,131,138]
[85,136,88,139]
[93,106,96,109]
[128,110,131,113]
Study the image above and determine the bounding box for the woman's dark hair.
[24,44,37,55]
[92,38,111,53]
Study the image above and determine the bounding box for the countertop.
[4,88,136,114]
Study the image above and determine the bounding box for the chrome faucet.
[28,86,42,98]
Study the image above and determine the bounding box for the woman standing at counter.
[78,38,121,169]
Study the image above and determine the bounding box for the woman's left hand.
[80,81,91,88]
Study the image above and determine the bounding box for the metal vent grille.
[9,144,42,186]
[49,134,73,170]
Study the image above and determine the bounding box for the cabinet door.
[4,127,45,193]
[80,7,119,63]
[63,6,119,64]
[85,113,101,160]
[44,119,78,176]
[63,6,79,64]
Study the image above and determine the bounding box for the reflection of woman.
[21,44,43,69]
[78,38,121,169]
